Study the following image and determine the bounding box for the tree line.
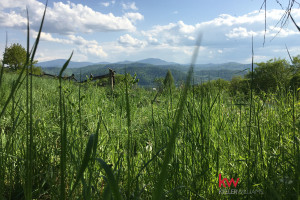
[2,43,42,75]
[2,43,300,95]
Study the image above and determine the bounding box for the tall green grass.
[0,4,299,200]
[1,66,299,199]
[152,35,201,200]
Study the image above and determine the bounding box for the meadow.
[0,5,299,200]
[0,64,299,199]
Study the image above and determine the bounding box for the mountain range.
[38,58,255,86]
[38,58,182,68]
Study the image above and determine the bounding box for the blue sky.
[1,0,300,64]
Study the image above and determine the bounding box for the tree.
[245,58,292,92]
[3,43,27,70]
[291,55,300,73]
[229,76,250,96]
[153,77,164,90]
[2,43,42,74]
[290,55,300,89]
[290,71,300,90]
[163,69,175,90]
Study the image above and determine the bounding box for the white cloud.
[141,21,198,47]
[101,2,110,7]
[124,12,144,23]
[0,11,27,28]
[187,36,195,41]
[226,27,259,38]
[138,8,300,50]
[42,33,69,44]
[35,51,82,62]
[30,30,71,44]
[118,34,147,48]
[225,26,300,39]
[31,30,107,57]
[177,21,195,34]
[199,9,284,28]
[146,35,159,45]
[268,26,300,37]
[2,1,300,64]
[132,7,300,63]
[0,0,44,10]
[79,43,107,57]
[67,35,108,57]
[46,1,141,33]
[245,55,269,63]
[122,2,138,10]
[0,0,143,34]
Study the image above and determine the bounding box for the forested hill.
[41,61,254,87]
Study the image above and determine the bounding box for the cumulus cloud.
[0,0,44,10]
[124,12,144,23]
[225,25,300,39]
[38,31,72,44]
[177,21,195,34]
[31,30,107,57]
[67,35,107,57]
[141,21,198,46]
[226,27,260,38]
[0,0,143,34]
[0,11,27,28]
[46,2,142,33]
[200,9,284,27]
[2,0,300,64]
[128,8,300,63]
[100,0,116,7]
[139,8,300,49]
[118,34,147,48]
[101,2,110,7]
[245,55,269,63]
[268,26,300,37]
[122,2,138,10]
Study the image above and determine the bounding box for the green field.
[0,5,299,200]
[0,66,299,199]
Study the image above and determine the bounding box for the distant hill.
[37,59,95,68]
[97,62,111,65]
[38,58,254,70]
[40,58,256,86]
[116,60,133,64]
[42,63,193,86]
[194,62,255,71]
[136,58,179,65]
[37,59,112,68]
[115,58,178,66]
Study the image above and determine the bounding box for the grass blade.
[24,7,32,200]
[69,134,95,197]
[59,52,73,79]
[59,52,73,200]
[152,35,202,200]
[125,72,132,198]
[96,158,122,200]
[30,0,47,63]
[0,2,47,120]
